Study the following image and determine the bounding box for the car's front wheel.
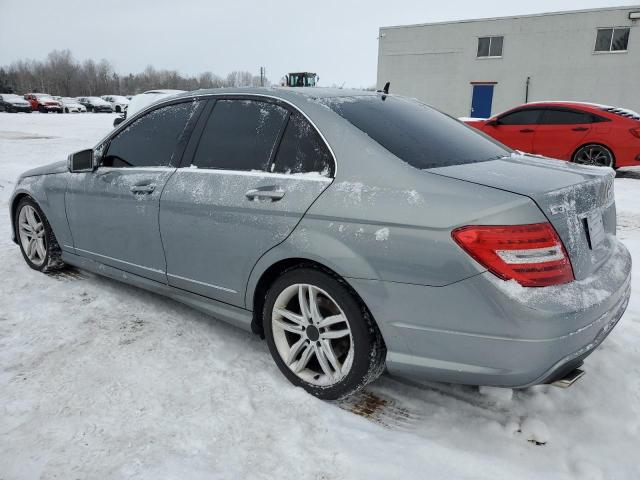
[15,198,64,272]
[572,144,615,168]
[263,268,386,400]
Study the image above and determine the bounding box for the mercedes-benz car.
[9,88,631,400]
[0,93,32,112]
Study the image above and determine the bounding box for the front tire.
[15,198,64,272]
[572,144,615,168]
[263,267,385,400]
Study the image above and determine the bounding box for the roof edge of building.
[380,5,640,31]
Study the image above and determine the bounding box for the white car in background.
[113,89,184,126]
[60,97,87,113]
[101,95,130,113]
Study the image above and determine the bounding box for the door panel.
[66,168,175,282]
[159,97,335,306]
[533,109,593,160]
[160,171,331,305]
[471,85,494,119]
[65,99,204,282]
[487,108,544,153]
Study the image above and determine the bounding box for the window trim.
[593,26,631,54]
[539,107,610,125]
[476,35,504,59]
[177,94,337,178]
[98,97,206,169]
[496,107,545,125]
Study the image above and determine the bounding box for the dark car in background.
[0,94,32,113]
[76,97,114,113]
[24,93,62,113]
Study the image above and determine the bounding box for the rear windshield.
[322,95,510,169]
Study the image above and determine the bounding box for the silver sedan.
[10,88,631,399]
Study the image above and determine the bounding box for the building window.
[595,27,630,52]
[477,36,504,57]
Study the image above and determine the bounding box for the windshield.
[88,97,108,104]
[36,94,54,101]
[288,74,316,87]
[322,95,510,169]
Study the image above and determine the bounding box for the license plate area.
[585,210,605,249]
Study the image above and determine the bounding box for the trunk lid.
[430,154,616,281]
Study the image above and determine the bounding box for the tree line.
[0,50,270,96]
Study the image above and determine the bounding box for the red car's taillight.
[630,127,640,139]
[452,223,574,287]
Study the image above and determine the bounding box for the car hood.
[20,160,68,179]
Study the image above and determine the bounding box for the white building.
[377,6,640,118]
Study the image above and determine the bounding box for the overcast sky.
[0,0,632,87]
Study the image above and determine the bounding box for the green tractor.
[284,72,319,87]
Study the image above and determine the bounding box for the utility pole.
[259,67,265,87]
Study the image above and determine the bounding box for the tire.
[572,144,615,168]
[263,267,386,400]
[64,107,69,113]
[14,197,65,272]
[38,105,46,113]
[115,106,121,113]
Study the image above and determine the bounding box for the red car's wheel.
[572,144,615,169]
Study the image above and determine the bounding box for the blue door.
[471,84,494,118]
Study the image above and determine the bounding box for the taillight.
[452,223,574,287]
[630,127,640,139]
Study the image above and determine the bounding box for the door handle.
[245,188,285,201]
[572,127,589,132]
[130,184,156,194]
[519,129,535,133]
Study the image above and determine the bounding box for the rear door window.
[498,108,544,125]
[323,95,508,169]
[270,113,334,176]
[102,101,202,168]
[540,109,594,125]
[192,99,288,171]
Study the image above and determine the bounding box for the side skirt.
[62,251,253,332]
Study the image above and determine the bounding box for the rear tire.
[14,197,65,272]
[38,105,46,113]
[572,144,615,168]
[263,267,386,400]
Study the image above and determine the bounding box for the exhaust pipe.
[551,368,585,388]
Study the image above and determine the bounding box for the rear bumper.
[348,237,631,387]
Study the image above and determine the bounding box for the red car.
[23,93,63,113]
[464,102,640,168]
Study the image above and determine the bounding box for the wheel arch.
[249,257,378,340]
[10,192,33,243]
[571,142,616,168]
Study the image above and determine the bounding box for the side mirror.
[68,149,95,173]
[113,116,125,127]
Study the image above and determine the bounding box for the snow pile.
[0,113,639,479]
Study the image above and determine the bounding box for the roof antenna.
[383,82,390,94]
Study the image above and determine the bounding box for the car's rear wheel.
[572,144,615,168]
[15,198,64,272]
[38,105,46,113]
[263,268,385,400]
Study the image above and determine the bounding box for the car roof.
[170,87,377,103]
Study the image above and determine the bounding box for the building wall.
[377,7,640,117]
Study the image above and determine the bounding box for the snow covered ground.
[1,112,639,479]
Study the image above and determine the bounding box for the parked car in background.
[24,93,63,113]
[10,88,631,400]
[76,96,113,113]
[464,102,640,168]
[113,89,184,126]
[0,94,32,113]
[101,95,130,113]
[60,97,87,113]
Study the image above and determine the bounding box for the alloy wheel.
[271,283,354,386]
[573,145,614,168]
[18,205,47,267]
